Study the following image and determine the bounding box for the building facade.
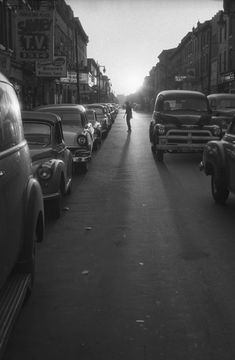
[0,0,115,108]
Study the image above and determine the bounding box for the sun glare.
[121,72,143,95]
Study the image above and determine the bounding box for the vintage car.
[200,117,235,204]
[85,103,110,135]
[208,93,235,134]
[150,90,222,161]
[22,111,73,219]
[0,72,44,353]
[83,107,102,149]
[35,104,94,172]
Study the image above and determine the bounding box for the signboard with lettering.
[16,11,54,61]
[221,72,235,83]
[36,56,67,77]
[60,71,89,84]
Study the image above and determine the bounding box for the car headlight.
[212,126,221,136]
[157,125,165,135]
[37,165,53,180]
[77,135,87,145]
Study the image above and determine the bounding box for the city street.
[4,109,235,360]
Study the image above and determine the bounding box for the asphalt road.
[4,110,235,360]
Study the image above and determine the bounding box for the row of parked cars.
[23,102,118,219]
[0,72,119,354]
[149,89,235,204]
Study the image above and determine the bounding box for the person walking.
[124,101,132,132]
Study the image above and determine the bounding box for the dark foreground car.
[208,93,235,134]
[149,90,222,161]
[22,111,73,219]
[200,116,235,204]
[0,73,44,355]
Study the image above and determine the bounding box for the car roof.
[207,93,235,99]
[86,103,105,108]
[34,103,86,113]
[158,90,206,98]
[22,111,62,125]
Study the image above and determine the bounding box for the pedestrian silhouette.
[124,101,132,132]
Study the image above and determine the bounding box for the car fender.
[20,177,45,260]
[49,159,66,193]
[203,140,228,179]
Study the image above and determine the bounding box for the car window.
[56,112,82,127]
[0,82,24,152]
[23,122,51,147]
[216,98,235,109]
[162,97,208,112]
[89,107,103,115]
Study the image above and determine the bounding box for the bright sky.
[66,0,223,96]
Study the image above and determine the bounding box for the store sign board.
[36,57,67,77]
[175,75,187,82]
[221,72,235,83]
[16,11,54,61]
[60,71,88,84]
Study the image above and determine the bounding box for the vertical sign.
[16,11,54,61]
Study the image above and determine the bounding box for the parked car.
[85,103,110,136]
[200,116,235,204]
[208,93,235,134]
[149,90,222,161]
[22,111,73,219]
[0,72,44,354]
[83,107,102,149]
[34,104,94,172]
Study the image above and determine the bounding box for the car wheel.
[211,173,229,204]
[67,179,72,195]
[14,214,41,301]
[156,150,164,162]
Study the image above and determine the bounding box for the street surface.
[4,110,235,360]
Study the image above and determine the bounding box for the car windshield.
[162,97,208,112]
[23,122,51,147]
[216,98,235,109]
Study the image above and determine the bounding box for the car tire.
[211,173,229,204]
[67,179,72,195]
[156,150,164,162]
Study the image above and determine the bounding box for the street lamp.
[98,65,106,102]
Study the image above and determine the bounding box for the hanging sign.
[36,56,67,77]
[16,11,54,61]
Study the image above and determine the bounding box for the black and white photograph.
[1,0,235,359]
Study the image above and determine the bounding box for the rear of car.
[208,93,235,135]
[150,90,221,161]
[22,111,73,219]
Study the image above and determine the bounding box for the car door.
[225,120,235,192]
[0,82,26,287]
